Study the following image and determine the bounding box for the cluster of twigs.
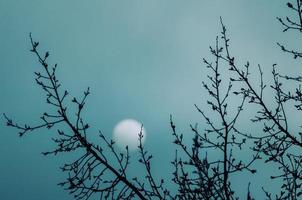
[169,18,260,200]
[4,34,156,200]
[167,1,302,199]
[277,1,302,59]
[4,1,302,200]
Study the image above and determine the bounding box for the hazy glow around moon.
[113,119,146,151]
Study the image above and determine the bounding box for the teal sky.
[1,1,301,199]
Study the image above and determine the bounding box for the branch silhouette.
[4,1,302,199]
[4,34,150,200]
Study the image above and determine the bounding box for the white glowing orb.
[113,119,146,151]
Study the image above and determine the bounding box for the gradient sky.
[1,1,301,199]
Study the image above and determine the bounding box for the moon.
[113,119,146,151]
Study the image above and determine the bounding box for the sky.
[1,0,301,199]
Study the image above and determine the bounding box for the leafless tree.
[4,30,176,199]
[4,1,302,200]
